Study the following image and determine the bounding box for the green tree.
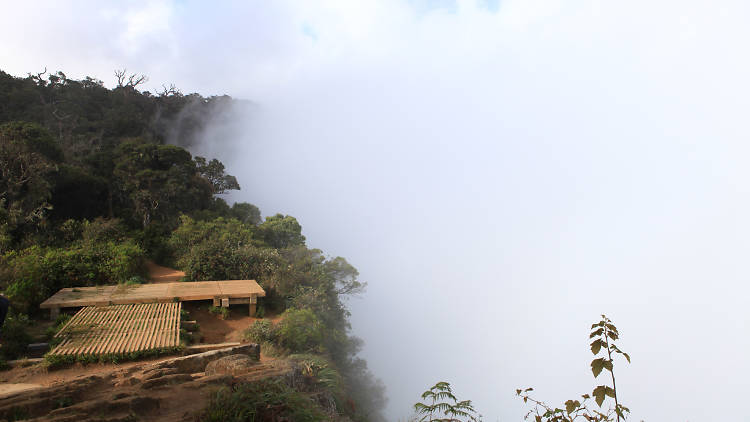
[229,202,261,225]
[113,139,212,227]
[194,156,240,194]
[257,213,306,249]
[0,121,61,231]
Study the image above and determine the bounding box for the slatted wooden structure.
[49,303,181,357]
[40,280,265,318]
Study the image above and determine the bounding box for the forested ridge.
[0,69,386,421]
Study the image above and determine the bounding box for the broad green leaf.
[590,328,604,338]
[622,351,631,363]
[565,399,580,414]
[603,359,613,373]
[591,358,605,377]
[592,385,606,407]
[590,339,602,355]
[605,386,616,398]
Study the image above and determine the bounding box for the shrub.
[124,275,145,286]
[0,313,32,360]
[289,354,343,397]
[199,379,325,422]
[208,305,229,320]
[0,240,146,314]
[277,309,325,353]
[45,313,72,341]
[244,319,277,343]
[170,215,283,282]
[81,218,127,243]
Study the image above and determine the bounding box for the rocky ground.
[0,344,296,422]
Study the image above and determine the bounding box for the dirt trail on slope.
[145,261,185,283]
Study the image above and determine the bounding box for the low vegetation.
[43,346,183,369]
[208,305,230,320]
[411,316,631,422]
[516,315,630,422]
[200,379,327,422]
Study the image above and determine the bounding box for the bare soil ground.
[185,302,281,344]
[145,260,185,283]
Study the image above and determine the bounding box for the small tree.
[414,381,481,422]
[517,315,630,422]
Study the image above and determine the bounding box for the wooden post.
[249,296,257,317]
[50,307,60,320]
[212,297,220,307]
[221,298,229,308]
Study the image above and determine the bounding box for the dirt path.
[0,356,172,389]
[145,261,185,283]
[0,383,41,397]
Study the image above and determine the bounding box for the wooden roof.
[40,280,265,309]
[49,303,181,357]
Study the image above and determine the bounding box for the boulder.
[205,354,258,376]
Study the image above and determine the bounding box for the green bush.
[124,275,145,286]
[243,319,277,343]
[277,309,326,353]
[0,240,146,314]
[169,215,283,282]
[1,313,32,360]
[45,313,72,341]
[200,380,325,422]
[81,218,127,243]
[289,353,344,398]
[208,305,229,320]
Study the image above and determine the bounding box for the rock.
[139,374,194,390]
[205,354,258,376]
[140,367,178,380]
[150,343,260,374]
[185,374,234,389]
[113,377,140,387]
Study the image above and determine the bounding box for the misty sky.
[4,1,750,420]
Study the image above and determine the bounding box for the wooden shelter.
[40,280,265,319]
[48,303,181,357]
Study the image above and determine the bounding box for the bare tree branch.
[115,69,127,87]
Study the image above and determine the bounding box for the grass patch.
[42,346,183,369]
[199,379,326,422]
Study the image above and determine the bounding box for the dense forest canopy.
[0,69,386,421]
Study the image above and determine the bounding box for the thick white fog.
[5,1,750,420]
